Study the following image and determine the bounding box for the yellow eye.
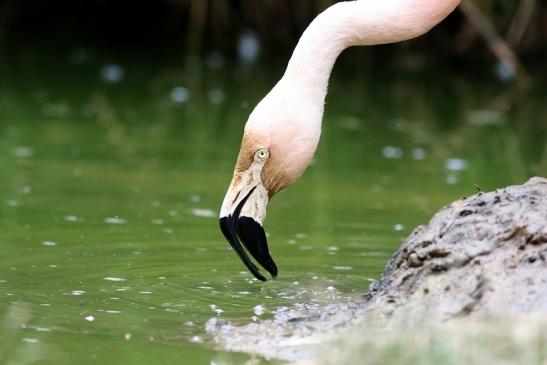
[255,149,270,161]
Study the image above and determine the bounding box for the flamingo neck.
[279,0,460,107]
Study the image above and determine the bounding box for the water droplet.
[12,146,34,158]
[189,194,201,203]
[382,146,403,159]
[412,148,427,160]
[394,224,404,231]
[104,277,126,282]
[191,208,216,218]
[84,315,95,322]
[238,30,260,64]
[64,215,80,222]
[445,158,468,171]
[446,173,458,185]
[253,305,265,316]
[170,86,189,103]
[105,217,126,225]
[333,265,352,271]
[101,64,124,83]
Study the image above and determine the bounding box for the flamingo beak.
[219,176,277,281]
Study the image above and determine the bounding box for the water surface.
[0,50,545,363]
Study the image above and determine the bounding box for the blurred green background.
[0,1,546,364]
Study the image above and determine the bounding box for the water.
[0,49,545,364]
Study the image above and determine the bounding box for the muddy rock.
[366,176,547,318]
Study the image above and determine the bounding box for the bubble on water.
[191,208,216,218]
[170,86,190,103]
[105,217,126,225]
[208,89,225,105]
[33,326,51,332]
[446,173,459,185]
[327,246,339,252]
[253,305,266,316]
[209,304,224,315]
[412,148,427,160]
[189,194,201,203]
[299,245,314,251]
[445,158,468,171]
[238,30,261,64]
[190,335,201,343]
[40,303,50,307]
[151,219,164,225]
[101,64,125,83]
[333,266,353,271]
[104,277,126,282]
[64,215,80,222]
[106,310,120,314]
[21,185,32,194]
[198,286,213,290]
[22,338,39,344]
[287,239,296,245]
[394,224,405,231]
[238,291,251,295]
[382,146,403,159]
[139,291,152,295]
[6,200,18,207]
[12,146,34,158]
[84,315,95,322]
[70,290,86,296]
[124,333,132,341]
[42,241,57,247]
[326,286,336,291]
[48,265,57,268]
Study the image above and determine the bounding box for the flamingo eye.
[255,149,270,162]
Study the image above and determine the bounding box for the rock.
[366,176,547,318]
[206,177,547,361]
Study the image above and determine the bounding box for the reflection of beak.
[219,176,277,281]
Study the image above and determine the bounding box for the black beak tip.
[219,215,278,281]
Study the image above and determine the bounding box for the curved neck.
[280,0,460,106]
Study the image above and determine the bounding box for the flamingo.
[220,0,461,281]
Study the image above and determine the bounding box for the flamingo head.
[219,86,322,281]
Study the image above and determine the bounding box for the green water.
[0,50,545,364]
